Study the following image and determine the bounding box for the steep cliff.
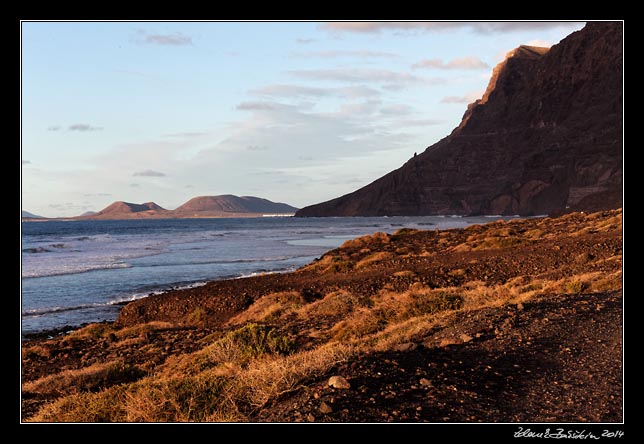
[296,22,622,217]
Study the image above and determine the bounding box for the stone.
[460,333,473,343]
[319,402,333,414]
[420,378,432,387]
[439,338,461,347]
[328,375,351,389]
[393,342,418,352]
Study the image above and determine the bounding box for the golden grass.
[297,289,368,319]
[355,251,393,269]
[227,291,304,325]
[23,359,146,397]
[29,339,353,423]
[340,231,390,249]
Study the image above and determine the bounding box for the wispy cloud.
[296,38,316,44]
[236,102,277,111]
[289,69,436,84]
[441,90,484,104]
[69,123,103,132]
[250,84,380,99]
[397,118,443,127]
[136,30,193,46]
[379,104,414,116]
[47,125,61,131]
[246,145,269,151]
[526,39,553,48]
[22,160,31,165]
[412,56,489,70]
[133,169,166,177]
[292,50,399,59]
[320,21,585,34]
[83,193,112,197]
[162,132,207,138]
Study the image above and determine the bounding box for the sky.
[21,21,586,217]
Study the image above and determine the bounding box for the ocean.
[21,215,510,336]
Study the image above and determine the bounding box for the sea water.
[21,216,509,336]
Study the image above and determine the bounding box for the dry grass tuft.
[297,290,369,319]
[228,291,304,325]
[23,360,146,397]
[355,252,392,269]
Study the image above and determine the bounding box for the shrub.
[564,280,589,294]
[210,324,294,365]
[406,291,463,317]
[187,307,207,325]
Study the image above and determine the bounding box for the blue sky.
[21,21,586,217]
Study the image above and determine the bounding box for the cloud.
[162,132,207,138]
[137,30,193,46]
[48,202,93,212]
[47,125,61,131]
[133,169,166,177]
[22,160,31,165]
[129,183,140,187]
[397,118,443,127]
[441,90,484,104]
[69,123,103,132]
[236,102,277,111]
[320,21,585,34]
[412,56,489,70]
[339,100,382,116]
[379,104,414,116]
[526,39,553,48]
[288,69,442,90]
[250,84,380,99]
[246,145,269,151]
[292,50,399,59]
[83,193,112,197]
[296,38,316,44]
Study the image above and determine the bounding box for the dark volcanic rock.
[296,22,622,217]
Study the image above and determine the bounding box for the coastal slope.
[22,209,622,422]
[296,22,623,217]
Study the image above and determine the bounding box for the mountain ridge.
[296,22,622,217]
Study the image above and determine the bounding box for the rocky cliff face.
[296,22,622,217]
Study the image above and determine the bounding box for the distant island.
[23,195,299,221]
[21,210,44,219]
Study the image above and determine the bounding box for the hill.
[174,195,298,217]
[82,201,170,220]
[21,210,44,219]
[296,22,622,217]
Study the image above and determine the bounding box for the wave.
[22,302,120,317]
[132,255,301,269]
[22,262,132,279]
[22,281,210,318]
